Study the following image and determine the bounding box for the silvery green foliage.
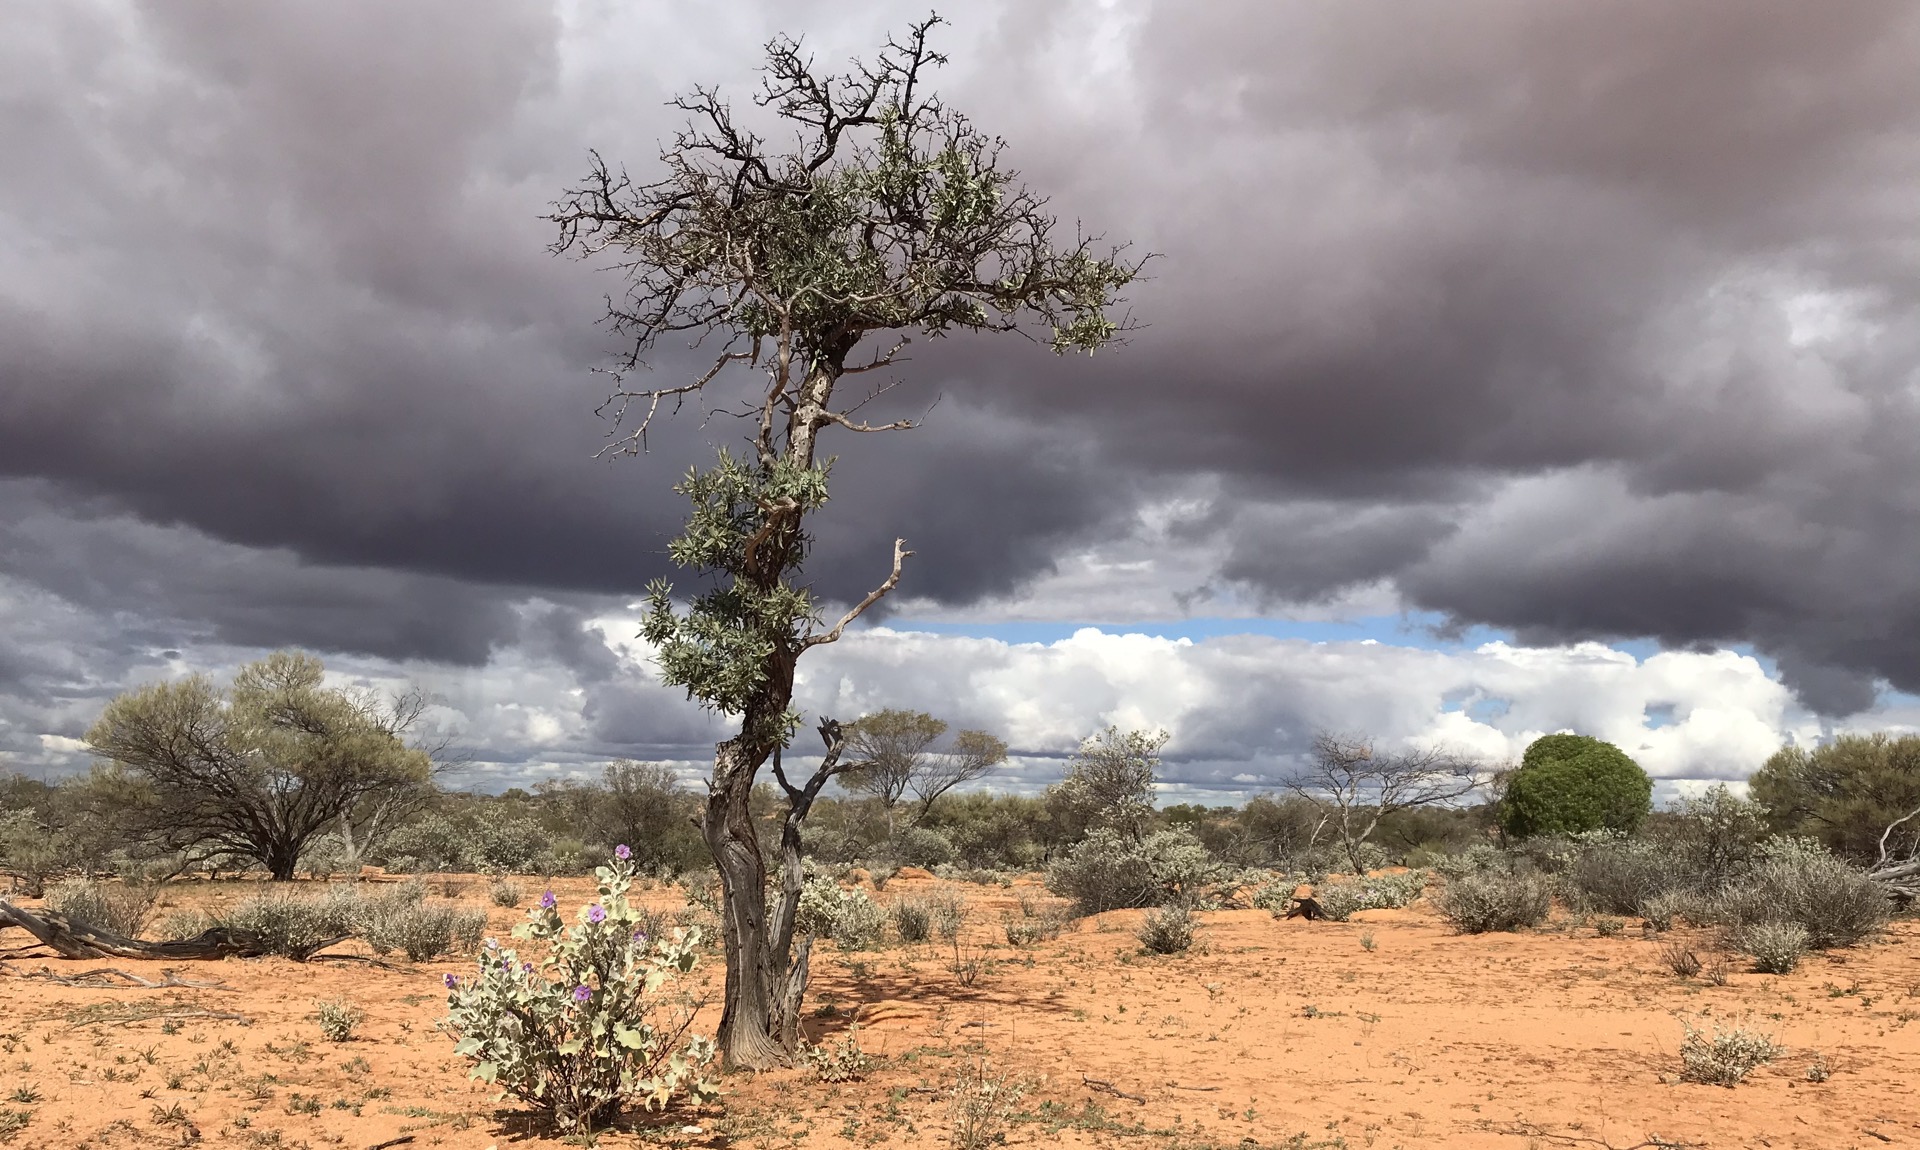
[795,875,886,950]
[1249,873,1313,914]
[1308,872,1429,922]
[444,853,717,1130]
[1710,841,1888,948]
[1045,827,1220,914]
[1435,869,1553,934]
[1136,903,1195,954]
[1679,1017,1779,1086]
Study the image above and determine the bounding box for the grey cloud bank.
[4,0,1920,786]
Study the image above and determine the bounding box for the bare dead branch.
[806,538,911,648]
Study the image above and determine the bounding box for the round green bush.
[1500,735,1652,839]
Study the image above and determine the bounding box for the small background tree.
[1498,733,1652,840]
[1045,727,1166,844]
[1284,732,1481,873]
[549,16,1143,1068]
[84,651,434,881]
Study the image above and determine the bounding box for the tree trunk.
[706,736,789,1070]
[0,899,341,960]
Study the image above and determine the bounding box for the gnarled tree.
[84,652,434,882]
[549,16,1142,1067]
[1284,732,1481,873]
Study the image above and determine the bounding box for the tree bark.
[706,734,788,1070]
[0,899,342,960]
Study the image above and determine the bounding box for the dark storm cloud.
[5,0,1920,716]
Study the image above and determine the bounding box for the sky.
[6,0,1920,804]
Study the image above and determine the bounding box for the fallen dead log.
[10,964,231,990]
[0,898,346,961]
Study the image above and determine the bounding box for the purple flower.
[572,984,592,1003]
[521,962,534,974]
[632,930,649,946]
[444,974,459,989]
[587,905,606,924]
[540,890,557,910]
[614,844,632,861]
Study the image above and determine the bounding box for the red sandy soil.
[2,869,1917,1150]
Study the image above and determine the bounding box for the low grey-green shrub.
[1735,920,1810,974]
[314,998,364,1042]
[1045,827,1219,914]
[1679,1017,1778,1086]
[1136,903,1195,954]
[221,892,347,958]
[443,852,717,1131]
[46,878,158,939]
[158,908,217,942]
[930,892,968,941]
[1308,872,1429,922]
[795,876,885,950]
[489,878,524,908]
[1709,843,1887,949]
[1638,890,1691,932]
[1435,870,1551,934]
[891,897,934,943]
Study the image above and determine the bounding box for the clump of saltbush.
[315,998,364,1042]
[1708,841,1888,949]
[1046,827,1218,914]
[795,875,886,950]
[890,896,934,943]
[221,892,351,958]
[1679,1017,1779,1086]
[489,877,525,908]
[46,878,158,939]
[1733,920,1811,974]
[1136,903,1195,955]
[444,848,717,1132]
[1308,871,1429,922]
[1435,869,1552,934]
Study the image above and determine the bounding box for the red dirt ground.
[2,870,1916,1149]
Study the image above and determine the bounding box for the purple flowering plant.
[442,849,716,1130]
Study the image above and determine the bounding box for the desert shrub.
[444,852,717,1131]
[947,1057,1025,1150]
[1560,834,1686,915]
[463,807,546,873]
[805,1028,870,1082]
[46,878,158,938]
[490,878,525,908]
[897,827,957,869]
[1428,845,1503,882]
[1003,906,1072,947]
[1594,916,1624,937]
[314,998,364,1042]
[1435,870,1551,933]
[221,892,346,958]
[0,808,66,897]
[1045,827,1218,914]
[158,908,217,941]
[1709,841,1889,948]
[1249,872,1312,914]
[1661,942,1702,978]
[1679,1017,1778,1086]
[357,896,477,963]
[1639,890,1691,932]
[1136,903,1195,954]
[1736,920,1810,974]
[930,892,968,941]
[1309,871,1429,922]
[1499,735,1652,839]
[795,876,885,950]
[891,897,934,943]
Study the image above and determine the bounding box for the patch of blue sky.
[878,611,1682,656]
